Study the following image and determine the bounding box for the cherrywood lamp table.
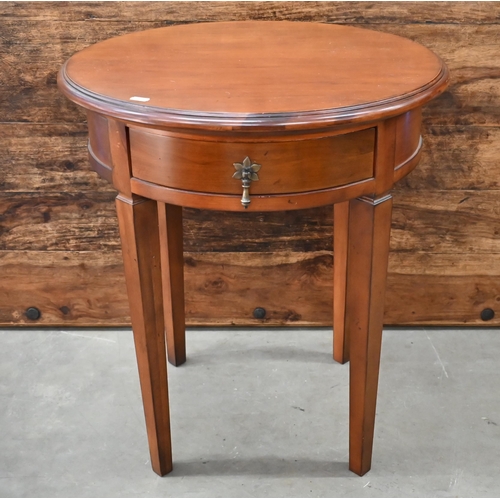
[58,21,449,477]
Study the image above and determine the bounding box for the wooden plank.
[373,24,500,127]
[403,125,500,191]
[0,19,165,124]
[0,192,332,252]
[0,192,120,251]
[2,190,500,254]
[0,124,112,193]
[2,250,500,327]
[184,251,333,326]
[3,124,500,194]
[386,253,500,325]
[1,21,500,125]
[0,250,129,325]
[3,2,499,24]
[185,190,500,256]
[390,251,500,276]
[390,190,500,254]
[183,206,333,253]
[0,250,334,326]
[2,124,500,194]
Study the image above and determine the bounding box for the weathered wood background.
[1,1,500,327]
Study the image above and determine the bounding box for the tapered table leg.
[333,201,350,364]
[116,194,173,476]
[346,194,392,476]
[158,202,186,367]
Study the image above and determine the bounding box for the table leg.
[116,195,173,476]
[158,203,186,367]
[333,201,350,364]
[346,194,392,476]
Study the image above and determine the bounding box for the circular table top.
[59,21,449,130]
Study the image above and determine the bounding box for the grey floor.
[1,327,499,497]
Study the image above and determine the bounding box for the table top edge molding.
[57,64,449,132]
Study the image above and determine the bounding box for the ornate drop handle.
[232,156,261,209]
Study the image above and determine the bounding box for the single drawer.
[129,128,375,195]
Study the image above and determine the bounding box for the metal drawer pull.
[232,156,261,208]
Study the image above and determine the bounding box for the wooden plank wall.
[1,1,500,327]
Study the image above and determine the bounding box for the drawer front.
[129,128,375,195]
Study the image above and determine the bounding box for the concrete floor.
[0,327,499,497]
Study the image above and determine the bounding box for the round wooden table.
[58,21,449,477]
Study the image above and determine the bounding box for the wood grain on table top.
[59,21,449,129]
